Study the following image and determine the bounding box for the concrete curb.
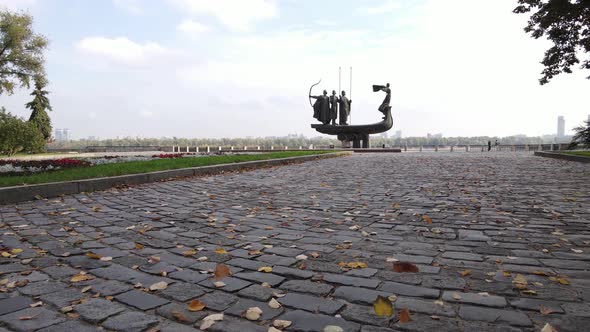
[534,151,590,163]
[0,152,351,205]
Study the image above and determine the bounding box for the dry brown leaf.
[310,252,321,258]
[85,252,102,260]
[149,281,168,291]
[214,263,232,280]
[268,298,281,309]
[372,296,393,317]
[549,276,570,285]
[521,290,537,296]
[200,313,223,330]
[512,274,528,289]
[273,319,292,328]
[172,310,190,322]
[540,323,558,332]
[70,274,94,282]
[188,299,206,312]
[134,243,144,250]
[393,262,419,273]
[422,215,433,224]
[182,249,197,256]
[540,305,557,315]
[459,270,472,277]
[398,308,412,323]
[244,306,263,321]
[339,261,368,269]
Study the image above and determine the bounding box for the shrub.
[0,107,45,156]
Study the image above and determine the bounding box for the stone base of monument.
[312,107,393,148]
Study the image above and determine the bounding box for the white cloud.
[112,0,143,14]
[172,0,278,31]
[0,0,36,11]
[76,37,170,65]
[139,110,153,118]
[360,0,403,14]
[177,19,209,34]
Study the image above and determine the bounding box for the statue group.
[310,90,351,126]
[310,83,391,125]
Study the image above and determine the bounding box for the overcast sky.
[0,0,588,139]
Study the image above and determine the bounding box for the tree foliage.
[569,120,590,148]
[26,80,52,140]
[0,107,45,156]
[0,9,48,94]
[514,0,590,84]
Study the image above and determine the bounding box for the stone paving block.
[278,309,361,332]
[0,307,66,331]
[160,282,207,302]
[340,303,396,327]
[199,276,251,292]
[237,284,276,301]
[441,251,484,261]
[155,303,208,324]
[0,296,33,316]
[75,298,126,323]
[40,287,86,308]
[102,311,161,332]
[202,315,267,332]
[333,286,390,305]
[233,271,285,286]
[379,281,440,299]
[509,298,564,313]
[225,298,283,320]
[459,305,533,327]
[442,291,507,308]
[278,292,344,314]
[395,296,457,317]
[115,290,169,310]
[168,269,210,284]
[36,320,103,332]
[158,320,201,332]
[280,279,333,295]
[271,265,314,279]
[322,273,381,288]
[18,280,68,296]
[561,302,590,317]
[198,291,238,311]
[89,279,132,296]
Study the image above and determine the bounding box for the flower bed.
[0,153,204,176]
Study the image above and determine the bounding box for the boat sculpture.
[309,82,393,148]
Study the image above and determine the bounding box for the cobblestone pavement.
[1,152,589,332]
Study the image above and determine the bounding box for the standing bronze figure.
[329,90,338,125]
[310,89,330,125]
[373,83,391,119]
[338,91,351,125]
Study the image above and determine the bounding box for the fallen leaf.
[85,252,102,260]
[512,274,528,289]
[430,315,440,320]
[172,310,190,322]
[29,301,43,307]
[452,293,462,300]
[549,276,570,285]
[248,250,262,256]
[268,298,281,309]
[572,249,583,254]
[215,248,228,255]
[149,281,168,291]
[540,305,557,315]
[200,313,223,330]
[373,296,394,317]
[393,262,419,273]
[258,266,273,273]
[459,270,472,277]
[183,249,197,256]
[422,215,433,224]
[296,254,308,261]
[135,243,144,250]
[81,286,92,293]
[19,314,39,320]
[540,323,558,332]
[533,270,551,276]
[244,306,263,321]
[323,326,344,332]
[213,281,226,288]
[398,308,412,323]
[268,327,282,332]
[273,319,292,328]
[100,256,112,261]
[310,252,320,258]
[521,290,537,296]
[197,256,208,261]
[11,248,23,254]
[339,261,368,269]
[214,263,231,280]
[434,300,444,306]
[188,299,206,312]
[70,274,95,282]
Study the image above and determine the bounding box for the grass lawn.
[563,151,590,157]
[0,151,334,187]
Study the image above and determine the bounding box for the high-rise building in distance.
[557,116,565,137]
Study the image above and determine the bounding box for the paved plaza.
[0,152,589,332]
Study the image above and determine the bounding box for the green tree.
[514,0,590,84]
[26,80,52,140]
[570,120,590,148]
[0,107,45,156]
[0,10,48,94]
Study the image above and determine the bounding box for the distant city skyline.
[0,0,588,139]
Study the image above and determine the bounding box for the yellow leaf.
[341,261,368,269]
[373,296,393,317]
[134,243,144,250]
[11,248,23,254]
[1,252,11,258]
[215,248,228,255]
[512,274,528,289]
[70,274,94,282]
[521,290,537,296]
[258,266,273,273]
[459,270,472,277]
